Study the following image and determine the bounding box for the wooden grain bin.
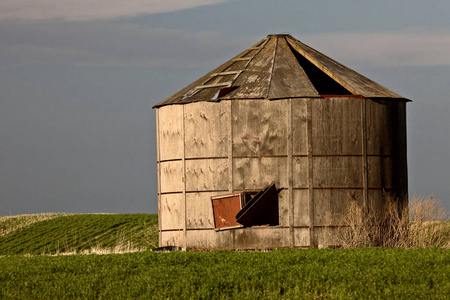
[154,34,410,250]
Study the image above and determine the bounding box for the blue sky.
[1,0,449,215]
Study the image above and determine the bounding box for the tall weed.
[337,194,449,248]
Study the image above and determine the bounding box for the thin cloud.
[0,21,249,69]
[0,0,228,21]
[300,29,450,67]
[2,22,449,70]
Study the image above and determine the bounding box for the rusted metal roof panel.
[285,36,407,100]
[268,37,319,99]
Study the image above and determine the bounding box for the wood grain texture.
[294,228,310,247]
[268,37,319,98]
[159,231,183,248]
[366,99,407,156]
[185,192,218,229]
[232,100,287,157]
[185,159,228,192]
[313,189,363,226]
[368,156,408,189]
[292,98,308,155]
[313,156,363,187]
[184,101,229,158]
[158,105,184,160]
[160,160,184,193]
[228,37,277,99]
[232,157,288,190]
[312,97,362,155]
[278,189,290,227]
[293,189,309,226]
[160,194,184,230]
[314,227,342,247]
[233,227,290,248]
[185,229,233,250]
[293,157,308,188]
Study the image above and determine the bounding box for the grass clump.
[338,195,449,249]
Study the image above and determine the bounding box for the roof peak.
[267,33,293,38]
[154,34,408,108]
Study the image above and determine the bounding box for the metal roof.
[154,34,408,108]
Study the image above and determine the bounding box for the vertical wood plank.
[288,99,294,248]
[292,99,308,156]
[160,194,184,229]
[307,98,315,248]
[156,109,161,247]
[228,101,233,193]
[182,105,187,250]
[361,98,368,212]
[158,105,184,160]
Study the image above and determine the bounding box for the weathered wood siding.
[185,192,216,229]
[157,97,408,249]
[158,105,184,160]
[184,102,229,158]
[232,100,287,156]
[312,98,362,155]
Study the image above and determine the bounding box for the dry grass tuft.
[338,194,449,249]
[51,242,146,256]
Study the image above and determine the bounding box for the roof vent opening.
[288,44,352,96]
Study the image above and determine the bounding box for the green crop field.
[0,214,158,255]
[1,214,449,299]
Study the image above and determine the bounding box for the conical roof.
[154,34,408,108]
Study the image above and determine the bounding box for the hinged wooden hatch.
[211,184,280,231]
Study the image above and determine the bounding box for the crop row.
[0,214,158,255]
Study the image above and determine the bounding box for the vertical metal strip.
[156,109,162,247]
[307,98,315,248]
[182,105,187,250]
[288,99,294,248]
[361,98,369,213]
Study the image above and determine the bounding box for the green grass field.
[1,248,449,299]
[1,214,449,299]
